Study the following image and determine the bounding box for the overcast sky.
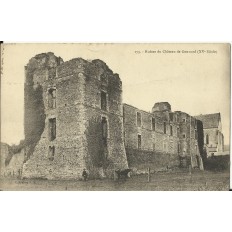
[1,43,230,145]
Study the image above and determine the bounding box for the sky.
[1,43,230,145]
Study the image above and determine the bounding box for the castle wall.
[177,112,200,167]
[123,104,180,172]
[20,53,206,179]
[123,104,203,172]
[22,54,128,180]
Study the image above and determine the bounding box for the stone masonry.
[22,53,128,180]
[123,102,204,173]
[11,52,224,179]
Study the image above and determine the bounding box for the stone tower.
[22,53,128,179]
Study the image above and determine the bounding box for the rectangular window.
[177,127,180,137]
[152,117,156,131]
[195,129,198,139]
[178,143,181,153]
[48,146,55,161]
[49,118,56,141]
[101,91,107,111]
[194,119,197,128]
[48,89,56,109]
[138,134,141,150]
[102,117,107,146]
[137,112,142,127]
[170,125,173,136]
[169,113,173,121]
[164,122,166,134]
[182,134,186,139]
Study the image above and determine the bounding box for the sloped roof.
[195,113,221,129]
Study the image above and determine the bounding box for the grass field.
[0,170,230,191]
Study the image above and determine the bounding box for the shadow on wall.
[24,84,46,161]
[85,118,113,178]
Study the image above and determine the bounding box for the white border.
[0,1,231,232]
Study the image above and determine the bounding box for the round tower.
[152,102,171,113]
[24,53,63,160]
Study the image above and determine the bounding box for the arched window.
[206,134,209,144]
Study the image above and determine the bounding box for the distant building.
[195,113,224,157]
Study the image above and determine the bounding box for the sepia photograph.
[0,43,230,190]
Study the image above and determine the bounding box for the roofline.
[195,112,221,118]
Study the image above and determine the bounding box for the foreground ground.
[0,170,230,191]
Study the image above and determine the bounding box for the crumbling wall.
[24,84,45,160]
[23,55,128,180]
[123,104,179,155]
[23,59,87,180]
[123,104,203,172]
[84,60,128,178]
[24,53,63,161]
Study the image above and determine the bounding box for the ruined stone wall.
[123,104,180,154]
[123,104,180,172]
[83,60,128,178]
[123,104,203,172]
[126,148,180,173]
[23,69,87,179]
[22,54,128,180]
[24,53,63,163]
[21,52,204,179]
[175,112,202,168]
[123,104,153,150]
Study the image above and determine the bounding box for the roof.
[195,113,221,129]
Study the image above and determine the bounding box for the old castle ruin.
[0,52,224,179]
